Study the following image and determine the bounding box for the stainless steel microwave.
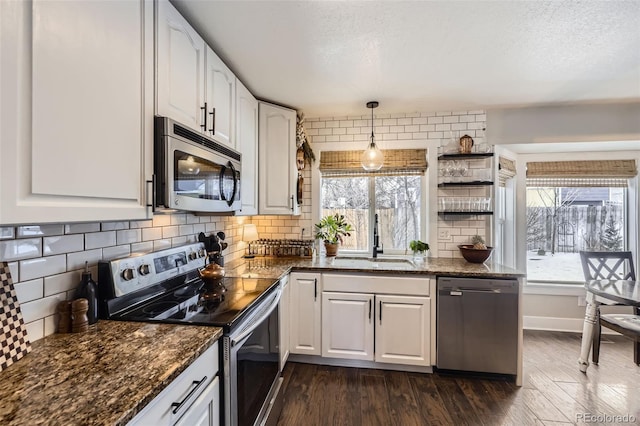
[154,116,241,213]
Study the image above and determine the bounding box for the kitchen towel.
[0,262,31,372]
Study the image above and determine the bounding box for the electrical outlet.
[438,229,452,240]
[577,296,586,307]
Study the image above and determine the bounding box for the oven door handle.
[231,286,282,347]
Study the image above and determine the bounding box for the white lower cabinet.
[322,292,374,361]
[375,295,430,366]
[320,274,433,368]
[289,272,322,355]
[279,275,291,370]
[128,342,219,426]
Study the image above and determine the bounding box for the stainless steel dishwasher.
[437,276,518,375]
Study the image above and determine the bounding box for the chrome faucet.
[372,213,383,258]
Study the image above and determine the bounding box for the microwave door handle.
[227,162,237,206]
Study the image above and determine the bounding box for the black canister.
[75,261,98,325]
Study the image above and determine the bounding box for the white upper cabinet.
[205,47,236,148]
[0,0,154,225]
[235,80,258,216]
[156,0,206,132]
[157,0,236,149]
[258,102,300,216]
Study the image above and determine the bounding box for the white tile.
[170,214,187,225]
[85,231,116,250]
[428,116,444,125]
[153,239,172,251]
[43,234,84,256]
[65,223,100,234]
[116,229,141,245]
[25,320,44,342]
[103,245,131,260]
[163,226,179,239]
[16,224,64,238]
[152,214,172,227]
[20,255,66,281]
[172,236,187,247]
[20,293,67,323]
[0,238,41,261]
[184,234,196,244]
[7,262,18,282]
[142,227,163,241]
[131,241,154,254]
[179,225,194,236]
[205,223,218,233]
[44,315,56,338]
[193,224,205,234]
[44,270,81,297]
[0,227,15,240]
[101,221,130,231]
[14,278,44,303]
[186,214,200,224]
[130,219,153,229]
[67,249,102,271]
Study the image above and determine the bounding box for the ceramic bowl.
[458,245,493,263]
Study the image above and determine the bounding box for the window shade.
[319,149,427,177]
[498,156,516,187]
[526,159,637,188]
[526,160,637,178]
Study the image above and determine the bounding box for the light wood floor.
[277,331,640,425]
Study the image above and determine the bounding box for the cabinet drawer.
[129,342,218,425]
[323,274,430,296]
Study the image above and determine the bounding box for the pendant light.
[361,101,384,171]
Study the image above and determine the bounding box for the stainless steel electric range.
[97,243,283,426]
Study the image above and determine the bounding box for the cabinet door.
[258,102,299,215]
[205,46,236,148]
[375,295,431,366]
[279,275,290,370]
[175,376,220,426]
[235,80,258,216]
[0,0,153,225]
[156,0,206,133]
[289,272,321,355]
[322,292,374,361]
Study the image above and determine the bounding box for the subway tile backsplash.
[0,213,248,342]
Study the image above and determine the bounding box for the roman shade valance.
[526,159,637,187]
[498,156,516,187]
[319,149,427,177]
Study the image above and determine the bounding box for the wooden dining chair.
[579,251,639,365]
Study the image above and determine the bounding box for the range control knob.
[188,252,198,261]
[122,268,135,281]
[138,264,150,276]
[198,248,206,258]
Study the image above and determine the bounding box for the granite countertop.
[225,255,525,279]
[0,320,222,426]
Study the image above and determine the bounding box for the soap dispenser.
[75,261,98,325]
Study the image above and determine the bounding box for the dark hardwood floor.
[277,331,640,425]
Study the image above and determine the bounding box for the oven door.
[224,284,282,426]
[165,136,240,212]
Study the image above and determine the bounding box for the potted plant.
[409,240,430,263]
[314,213,353,257]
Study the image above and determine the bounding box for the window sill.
[523,281,586,296]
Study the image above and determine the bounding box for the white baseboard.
[523,315,619,334]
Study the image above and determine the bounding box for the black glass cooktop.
[114,276,279,331]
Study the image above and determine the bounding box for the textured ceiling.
[172,0,640,117]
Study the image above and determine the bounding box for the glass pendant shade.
[361,140,384,171]
[361,100,383,171]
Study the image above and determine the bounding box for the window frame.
[319,173,425,255]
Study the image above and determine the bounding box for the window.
[320,175,422,253]
[526,184,627,283]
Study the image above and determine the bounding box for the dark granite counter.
[0,320,222,426]
[226,255,524,280]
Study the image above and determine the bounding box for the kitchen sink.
[330,257,415,269]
